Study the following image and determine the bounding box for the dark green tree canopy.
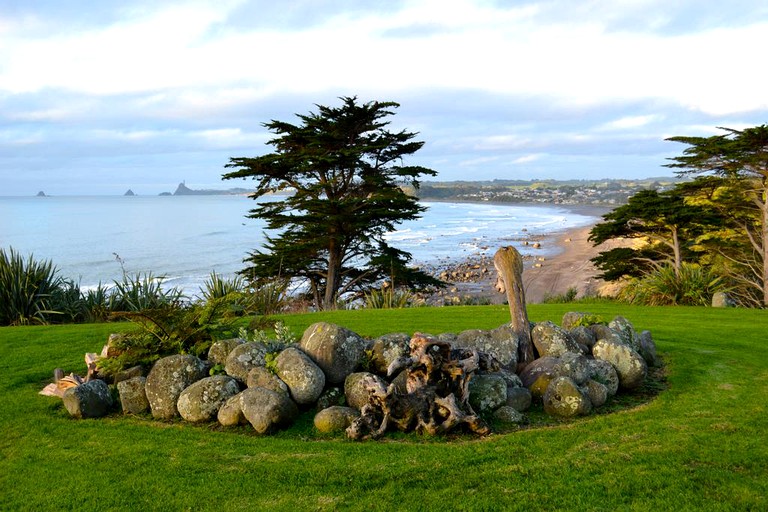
[223,96,441,310]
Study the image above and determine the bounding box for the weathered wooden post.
[494,246,535,370]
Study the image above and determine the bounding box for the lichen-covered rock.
[587,359,620,396]
[246,367,289,396]
[531,321,580,358]
[273,347,325,405]
[316,387,345,411]
[208,338,245,367]
[593,339,647,390]
[62,379,113,418]
[454,324,519,370]
[506,386,532,412]
[240,386,298,434]
[519,356,559,399]
[369,333,410,376]
[712,291,735,308]
[224,342,267,383]
[390,370,408,394]
[569,326,597,350]
[468,373,507,413]
[588,324,623,345]
[113,365,144,385]
[543,376,592,417]
[217,393,247,426]
[344,372,388,410]
[583,379,608,408]
[493,405,527,424]
[117,376,149,415]
[314,406,360,433]
[177,375,240,423]
[299,322,366,384]
[609,316,641,352]
[145,354,207,420]
[638,330,661,367]
[554,352,590,385]
[561,312,596,331]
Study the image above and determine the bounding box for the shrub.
[0,247,63,326]
[109,272,185,312]
[364,287,414,309]
[247,278,289,315]
[198,271,253,317]
[618,263,727,306]
[542,287,578,304]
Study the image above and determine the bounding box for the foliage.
[238,320,297,354]
[617,262,727,306]
[109,272,185,312]
[0,247,63,326]
[223,96,442,310]
[570,313,607,327]
[363,286,414,309]
[542,287,578,304]
[198,271,254,317]
[247,278,290,315]
[665,125,768,306]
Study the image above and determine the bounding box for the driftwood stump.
[346,334,491,440]
[494,246,535,370]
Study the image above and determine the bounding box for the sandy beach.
[425,211,626,305]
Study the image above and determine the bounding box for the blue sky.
[1,0,767,195]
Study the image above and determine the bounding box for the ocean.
[0,195,598,293]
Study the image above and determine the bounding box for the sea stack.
[36,191,47,197]
[124,189,136,196]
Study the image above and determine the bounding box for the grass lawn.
[1,304,766,511]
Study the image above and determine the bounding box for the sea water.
[0,195,596,293]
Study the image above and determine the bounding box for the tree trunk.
[671,226,682,278]
[323,240,341,310]
[493,246,534,369]
[762,192,768,307]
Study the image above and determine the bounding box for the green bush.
[618,263,727,306]
[109,272,185,312]
[247,278,289,315]
[364,287,414,309]
[0,247,63,326]
[542,287,578,304]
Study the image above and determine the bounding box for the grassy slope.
[0,304,766,511]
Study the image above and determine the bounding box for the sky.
[1,0,767,196]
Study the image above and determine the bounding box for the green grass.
[1,304,767,510]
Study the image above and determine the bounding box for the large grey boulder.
[592,339,647,390]
[145,354,207,420]
[344,372,388,410]
[569,326,597,351]
[299,322,366,385]
[712,291,735,308]
[117,376,149,415]
[208,338,245,367]
[543,376,592,417]
[519,356,559,399]
[246,367,289,396]
[638,330,661,367]
[224,342,267,383]
[62,379,113,418]
[468,373,507,413]
[587,359,620,397]
[454,324,519,370]
[369,333,410,376]
[217,394,247,427]
[609,316,641,352]
[240,386,299,434]
[531,321,580,358]
[493,405,527,425]
[583,379,608,408]
[553,352,590,385]
[588,324,624,345]
[314,406,360,434]
[273,347,326,405]
[177,375,240,423]
[506,386,532,412]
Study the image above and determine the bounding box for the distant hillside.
[161,182,251,196]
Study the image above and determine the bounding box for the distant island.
[124,189,135,196]
[36,191,47,197]
[158,182,251,196]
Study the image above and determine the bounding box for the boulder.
[569,326,597,350]
[62,379,113,419]
[712,291,735,308]
[561,312,596,330]
[208,338,245,367]
[273,347,326,405]
[117,376,149,415]
[344,372,388,410]
[531,321,580,358]
[454,324,519,370]
[316,387,345,411]
[553,352,590,385]
[506,386,532,412]
[609,316,641,352]
[638,330,661,367]
[583,379,608,408]
[240,386,299,434]
[592,339,647,390]
[217,394,247,426]
[587,359,620,397]
[177,375,240,423]
[369,333,410,376]
[299,322,366,384]
[588,324,623,345]
[113,365,144,385]
[519,356,559,398]
[224,342,267,383]
[468,373,507,413]
[493,405,527,424]
[543,376,592,417]
[314,406,360,433]
[145,354,207,420]
[246,367,289,396]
